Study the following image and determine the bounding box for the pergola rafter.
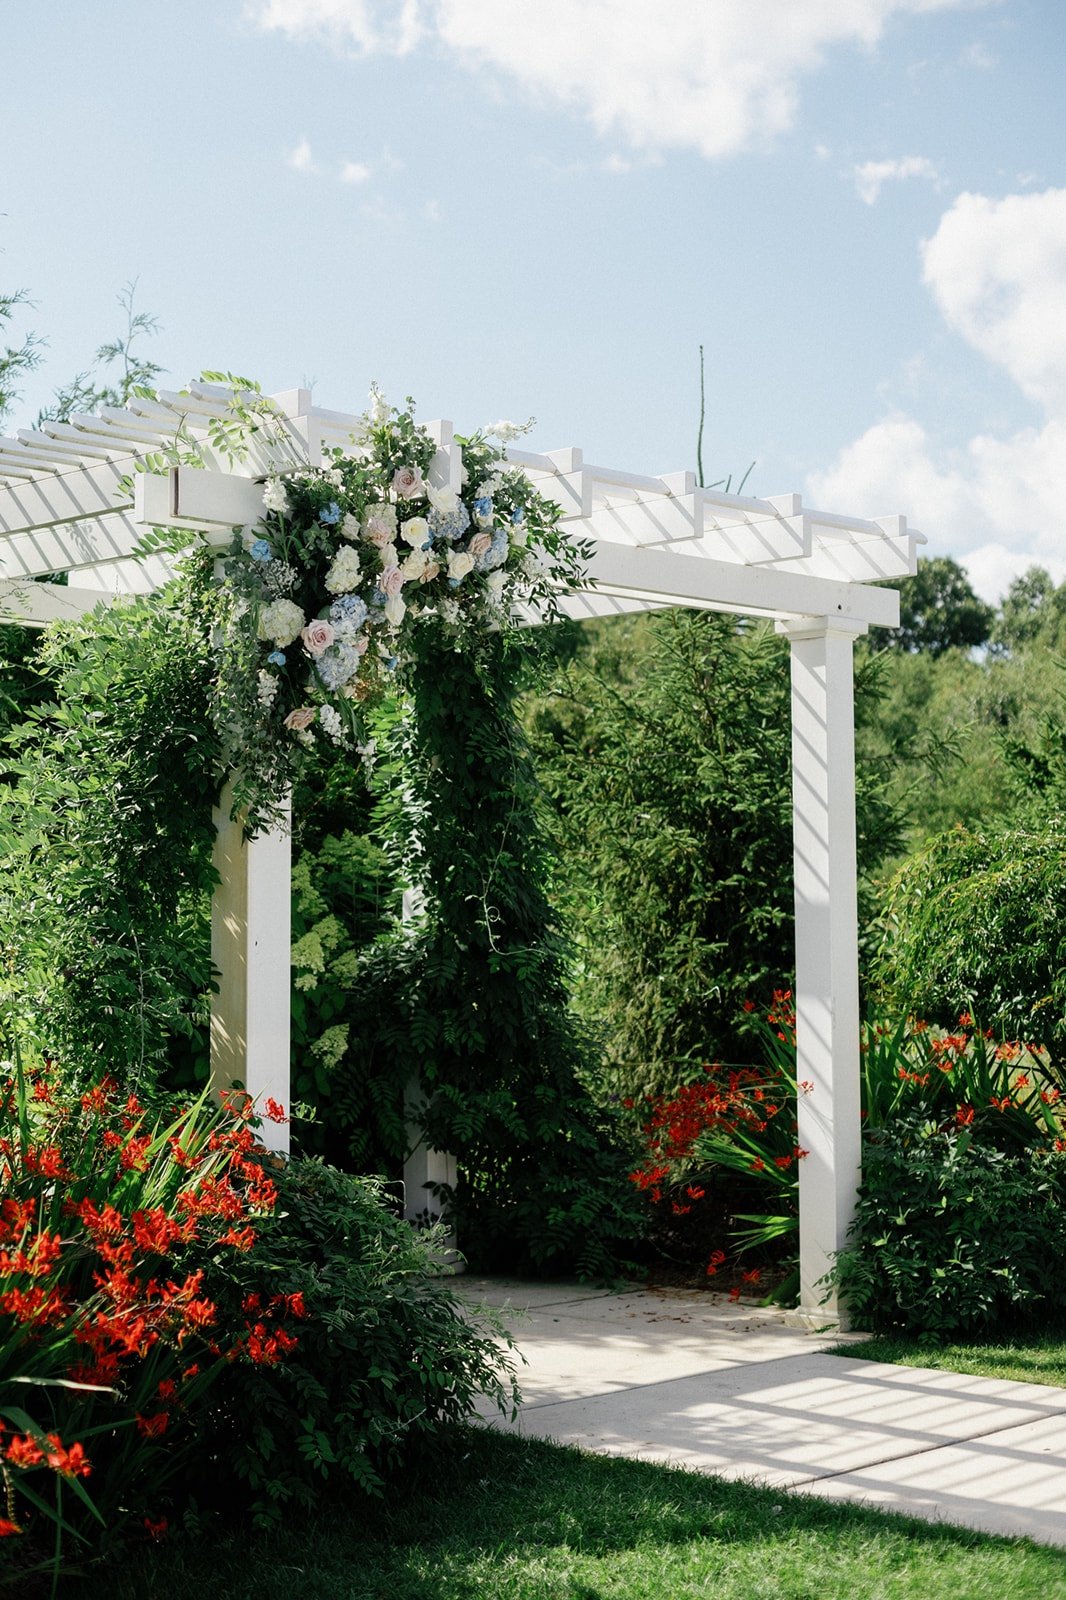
[0,384,923,1325]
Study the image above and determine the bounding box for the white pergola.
[0,383,923,1322]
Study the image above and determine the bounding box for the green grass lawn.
[63,1425,1066,1600]
[830,1333,1066,1389]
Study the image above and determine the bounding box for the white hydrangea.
[323,468,344,488]
[257,598,305,647]
[325,545,362,594]
[256,669,279,707]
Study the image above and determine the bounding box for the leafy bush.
[878,822,1066,1047]
[198,1158,520,1522]
[834,1116,1066,1336]
[624,1000,1065,1306]
[528,611,907,1102]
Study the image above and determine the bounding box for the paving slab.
[462,1280,1066,1548]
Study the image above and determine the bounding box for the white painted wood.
[0,459,130,535]
[782,617,866,1325]
[585,539,900,627]
[0,577,117,626]
[210,782,292,1155]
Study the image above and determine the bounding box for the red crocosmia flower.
[264,1098,288,1123]
[80,1084,110,1115]
[671,1202,692,1216]
[728,1285,743,1302]
[5,1434,44,1468]
[102,1130,123,1150]
[956,1106,975,1127]
[182,1298,217,1330]
[143,1515,169,1541]
[958,1012,973,1028]
[750,1158,765,1173]
[135,1411,169,1439]
[219,1225,256,1252]
[132,1209,184,1256]
[742,999,756,1013]
[742,1269,761,1284]
[0,1518,22,1537]
[157,1379,178,1401]
[120,1136,152,1171]
[685,1186,705,1201]
[242,1292,263,1314]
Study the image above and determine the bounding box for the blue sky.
[4,1,1065,598]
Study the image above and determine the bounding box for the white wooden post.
[210,781,292,1155]
[782,617,867,1326]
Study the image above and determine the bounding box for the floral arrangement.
[214,388,588,826]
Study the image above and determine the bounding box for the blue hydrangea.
[316,641,361,691]
[330,593,368,636]
[473,495,493,523]
[371,587,385,606]
[250,539,272,562]
[267,649,286,666]
[428,501,471,543]
[320,501,342,526]
[511,503,525,524]
[477,528,510,572]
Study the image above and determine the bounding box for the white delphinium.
[262,478,290,514]
[256,669,279,708]
[368,383,389,425]
[318,704,347,745]
[483,417,534,443]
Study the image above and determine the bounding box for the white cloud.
[339,159,372,183]
[853,154,939,205]
[249,0,976,160]
[808,188,1066,600]
[250,0,423,54]
[959,38,997,69]
[286,136,318,172]
[921,188,1066,408]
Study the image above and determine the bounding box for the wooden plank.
[0,577,118,627]
[0,512,145,578]
[585,539,901,628]
[0,460,131,537]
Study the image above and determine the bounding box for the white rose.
[426,484,459,517]
[486,569,507,603]
[447,550,474,583]
[363,504,397,546]
[257,598,305,647]
[400,516,430,548]
[380,542,399,570]
[384,594,406,628]
[341,513,361,542]
[402,548,429,581]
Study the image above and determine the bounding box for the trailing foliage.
[342,625,642,1276]
[0,574,221,1088]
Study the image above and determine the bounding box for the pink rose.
[301,619,335,656]
[381,564,405,597]
[364,517,394,548]
[392,464,425,499]
[468,530,492,559]
[420,560,441,584]
[283,707,316,732]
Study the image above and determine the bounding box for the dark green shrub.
[201,1158,520,1523]
[835,1115,1066,1336]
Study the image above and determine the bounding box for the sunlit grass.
[70,1425,1066,1600]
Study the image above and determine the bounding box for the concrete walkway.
[461,1278,1066,1548]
